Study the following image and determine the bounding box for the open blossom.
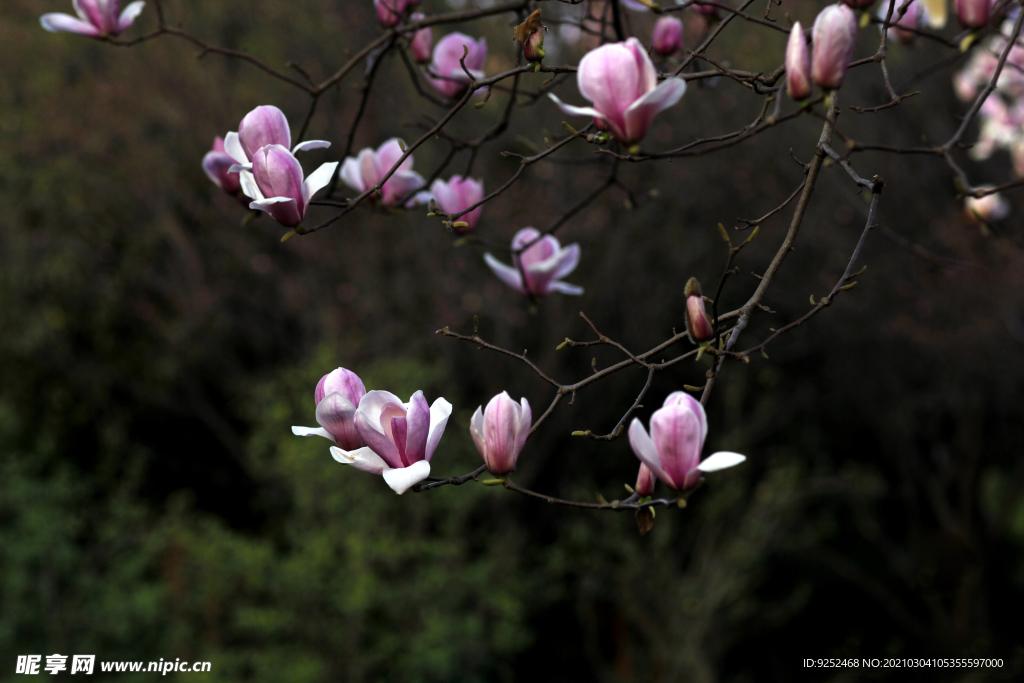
[812,4,858,90]
[340,139,425,206]
[237,145,338,227]
[427,33,488,100]
[484,228,583,298]
[965,191,1010,222]
[785,23,813,100]
[652,16,684,57]
[629,392,746,491]
[408,13,433,64]
[470,392,532,475]
[292,367,367,451]
[41,0,145,37]
[202,137,241,195]
[430,176,484,232]
[330,390,453,495]
[222,105,330,167]
[549,38,686,145]
[375,0,411,28]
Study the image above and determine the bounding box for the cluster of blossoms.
[42,0,749,507]
[292,368,745,497]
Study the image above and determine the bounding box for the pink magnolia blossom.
[222,105,330,166]
[629,392,746,491]
[427,33,488,100]
[292,368,367,451]
[684,278,714,343]
[785,22,813,100]
[430,175,484,232]
[549,38,687,145]
[484,228,583,298]
[202,137,242,195]
[375,0,411,28]
[812,4,858,90]
[635,463,656,497]
[41,0,145,37]
[878,0,925,44]
[237,145,338,228]
[408,13,433,64]
[330,390,453,495]
[470,392,532,475]
[652,16,684,56]
[340,139,426,206]
[955,0,991,27]
[965,191,1010,222]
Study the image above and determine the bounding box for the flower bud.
[785,22,813,100]
[684,277,714,343]
[965,191,1009,222]
[202,137,242,195]
[652,16,684,57]
[811,4,858,91]
[408,13,433,64]
[470,392,532,475]
[375,0,408,28]
[524,27,546,63]
[955,0,990,28]
[635,463,655,497]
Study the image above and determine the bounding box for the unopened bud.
[408,13,433,64]
[785,22,813,100]
[651,16,684,57]
[635,463,656,497]
[955,0,990,28]
[811,4,858,90]
[684,277,714,343]
[524,27,546,62]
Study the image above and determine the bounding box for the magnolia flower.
[785,22,813,100]
[223,105,330,167]
[635,463,656,497]
[483,227,583,298]
[470,392,532,475]
[812,4,858,90]
[292,367,367,451]
[375,0,411,28]
[969,95,1019,161]
[340,139,426,206]
[965,191,1010,222]
[427,33,488,100]
[237,145,338,227]
[549,38,686,145]
[878,0,925,43]
[955,0,990,26]
[430,176,484,232]
[629,392,746,491]
[330,390,453,495]
[41,0,145,37]
[652,16,684,57]
[202,137,241,195]
[684,277,714,343]
[408,13,433,64]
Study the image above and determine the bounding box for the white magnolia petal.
[425,397,453,461]
[483,253,525,293]
[628,418,670,484]
[339,157,365,192]
[40,13,102,35]
[292,140,331,153]
[238,170,261,200]
[469,406,486,457]
[249,197,295,214]
[382,460,432,495]
[117,1,145,31]
[227,163,253,173]
[291,425,338,443]
[547,280,584,296]
[330,446,390,475]
[302,161,339,207]
[223,132,248,165]
[696,451,747,473]
[547,93,607,121]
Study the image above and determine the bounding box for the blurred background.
[2,0,1023,680]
